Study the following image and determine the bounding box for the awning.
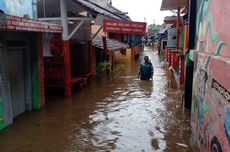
[161,0,187,11]
[158,28,168,34]
[164,16,177,24]
[92,35,129,51]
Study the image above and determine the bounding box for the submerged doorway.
[8,48,26,117]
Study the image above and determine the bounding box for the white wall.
[42,33,53,57]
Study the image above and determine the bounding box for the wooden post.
[168,49,171,67]
[179,55,185,86]
[176,6,181,50]
[183,22,189,52]
[63,40,71,96]
[37,33,45,107]
[88,40,92,73]
[111,54,114,71]
[131,46,135,60]
[165,48,168,62]
[102,36,108,59]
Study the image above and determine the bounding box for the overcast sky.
[112,0,173,25]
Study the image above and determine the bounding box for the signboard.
[103,19,147,35]
[0,0,33,18]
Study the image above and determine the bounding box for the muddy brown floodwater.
[0,48,198,152]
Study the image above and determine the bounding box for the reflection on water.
[0,48,197,152]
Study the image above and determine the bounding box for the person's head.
[144,56,149,63]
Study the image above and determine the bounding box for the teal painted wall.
[0,0,33,18]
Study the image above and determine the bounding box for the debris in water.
[176,142,188,148]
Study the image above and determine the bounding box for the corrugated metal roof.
[158,28,168,34]
[92,35,129,51]
[71,0,125,20]
[161,0,187,11]
[88,0,131,20]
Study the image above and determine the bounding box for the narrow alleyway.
[0,47,197,152]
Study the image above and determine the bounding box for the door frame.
[2,32,32,126]
[7,47,26,117]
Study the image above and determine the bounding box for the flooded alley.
[0,48,197,152]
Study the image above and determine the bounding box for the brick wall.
[37,33,45,107]
[0,14,62,33]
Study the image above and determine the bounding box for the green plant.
[96,61,125,76]
[96,61,110,76]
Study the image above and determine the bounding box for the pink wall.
[191,0,230,151]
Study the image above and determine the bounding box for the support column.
[63,40,71,96]
[184,0,196,108]
[165,48,168,62]
[179,55,185,86]
[32,0,38,19]
[102,36,108,60]
[176,7,181,50]
[37,33,45,107]
[168,49,171,67]
[60,0,71,96]
[183,22,189,52]
[88,40,92,73]
[131,46,135,60]
[111,54,114,71]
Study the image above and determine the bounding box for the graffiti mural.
[192,0,230,152]
[0,0,33,18]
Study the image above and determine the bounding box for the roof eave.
[160,0,187,11]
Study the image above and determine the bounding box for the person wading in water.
[138,56,154,80]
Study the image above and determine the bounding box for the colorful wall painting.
[191,0,230,151]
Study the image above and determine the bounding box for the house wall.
[0,32,43,129]
[167,27,176,48]
[114,48,132,64]
[69,21,91,42]
[191,0,230,151]
[43,21,92,83]
[70,21,91,75]
[92,25,106,37]
[42,33,53,57]
[42,21,92,57]
[2,32,30,127]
